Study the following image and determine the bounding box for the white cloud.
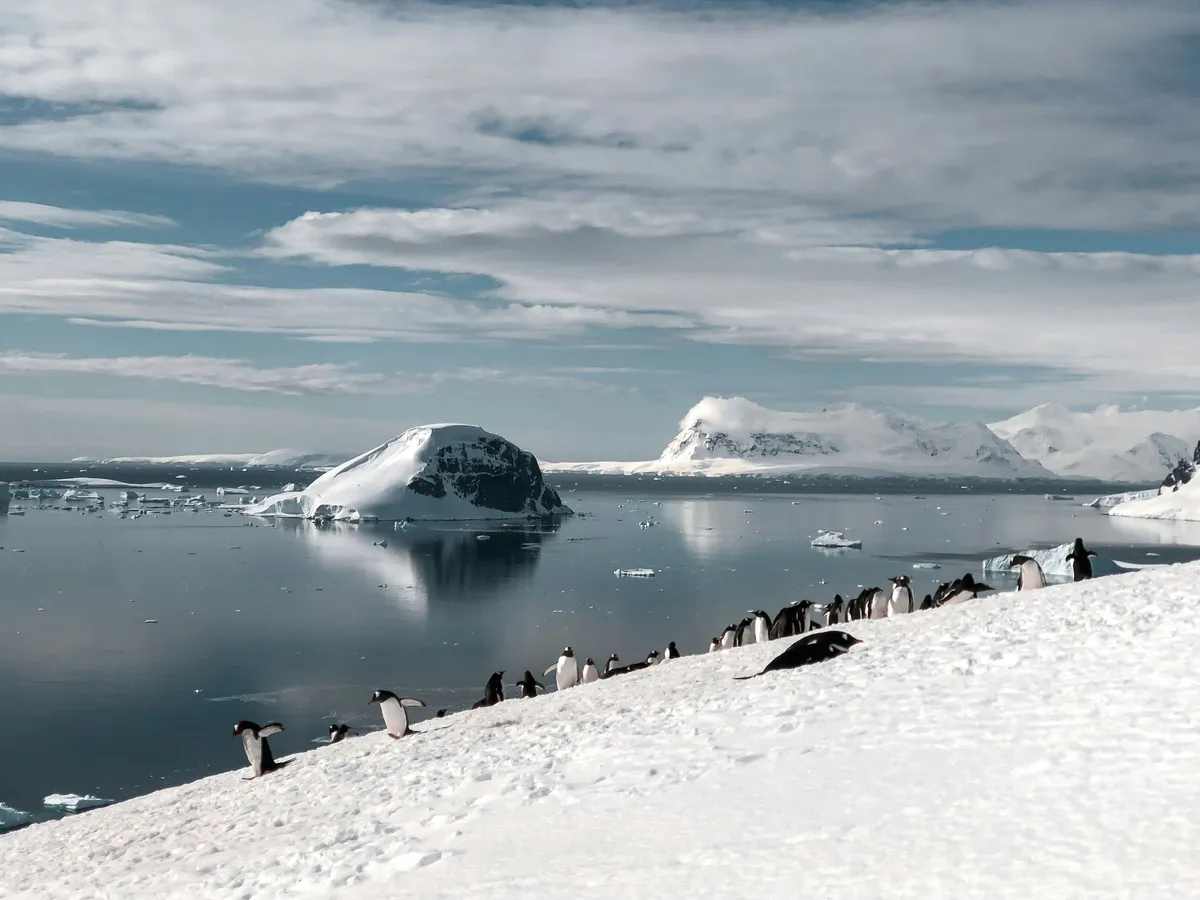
[0,200,174,229]
[0,352,632,396]
[0,1,1197,231]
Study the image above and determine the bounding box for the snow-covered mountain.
[988,403,1200,483]
[69,450,347,469]
[545,397,1051,479]
[245,424,571,522]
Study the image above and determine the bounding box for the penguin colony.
[232,538,1096,777]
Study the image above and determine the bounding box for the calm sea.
[3,474,1200,827]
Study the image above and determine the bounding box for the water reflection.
[1104,515,1200,547]
[275,519,560,615]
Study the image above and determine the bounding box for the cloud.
[0,200,174,229]
[0,352,633,396]
[0,1,1198,231]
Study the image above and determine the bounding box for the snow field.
[4,563,1200,898]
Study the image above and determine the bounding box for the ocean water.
[3,482,1200,828]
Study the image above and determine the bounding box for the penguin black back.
[515,670,545,698]
[735,631,863,680]
[1066,538,1097,581]
[484,670,505,706]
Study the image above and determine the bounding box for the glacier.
[245,425,570,522]
[3,563,1200,898]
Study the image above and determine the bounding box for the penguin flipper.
[543,664,557,677]
[400,698,425,708]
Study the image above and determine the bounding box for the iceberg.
[0,802,31,831]
[61,489,102,503]
[245,425,571,522]
[43,794,114,812]
[1082,489,1158,509]
[810,530,862,549]
[981,542,1125,579]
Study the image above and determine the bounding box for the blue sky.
[1,0,1199,461]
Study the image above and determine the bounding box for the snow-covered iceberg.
[1082,489,1158,509]
[245,425,571,522]
[810,530,862,549]
[981,542,1124,579]
[1108,477,1200,522]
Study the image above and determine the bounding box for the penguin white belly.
[753,619,770,643]
[941,590,970,606]
[887,587,912,617]
[1020,560,1046,591]
[241,732,263,775]
[379,697,410,736]
[868,590,888,619]
[556,657,578,690]
[720,631,735,649]
[580,664,598,684]
[708,641,719,653]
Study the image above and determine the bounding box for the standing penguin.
[866,587,888,619]
[734,616,756,647]
[752,610,771,643]
[544,646,579,691]
[1065,539,1097,582]
[327,723,355,744]
[788,600,814,635]
[580,657,600,684]
[604,653,621,674]
[720,624,738,649]
[515,670,545,698]
[368,689,426,738]
[645,650,660,666]
[484,671,505,706]
[827,594,844,626]
[919,593,935,611]
[768,606,793,640]
[887,576,914,617]
[665,641,681,659]
[708,638,720,653]
[231,720,290,779]
[1008,554,1046,591]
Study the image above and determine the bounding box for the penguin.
[1065,538,1097,582]
[604,653,621,674]
[734,616,755,646]
[368,689,426,739]
[866,587,888,619]
[735,631,863,680]
[482,671,505,706]
[827,594,844,626]
[768,606,793,640]
[848,588,873,620]
[919,593,934,611]
[932,581,953,606]
[645,650,660,666]
[515,670,545,698]
[581,657,600,684]
[601,660,649,678]
[1008,554,1046,591]
[543,646,579,691]
[708,638,720,653]
[937,573,995,606]
[789,600,814,635]
[328,723,356,744]
[666,641,681,659]
[231,720,291,779]
[435,709,447,718]
[752,610,771,643]
[720,624,738,650]
[887,576,914,616]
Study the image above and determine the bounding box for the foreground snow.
[6,563,1200,898]
[246,425,569,522]
[1109,477,1200,522]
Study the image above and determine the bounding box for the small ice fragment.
[912,563,941,570]
[43,794,114,812]
[476,535,491,541]
[144,619,157,624]
[614,568,656,578]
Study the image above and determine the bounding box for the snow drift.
[245,425,570,522]
[545,396,1051,479]
[6,563,1200,898]
[1108,476,1200,522]
[989,402,1200,482]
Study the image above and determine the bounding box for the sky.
[1,0,1199,462]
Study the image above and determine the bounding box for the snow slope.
[245,425,570,522]
[989,403,1200,482]
[6,564,1200,898]
[1108,477,1200,522]
[544,396,1052,479]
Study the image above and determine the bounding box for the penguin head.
[889,575,910,587]
[834,634,863,653]
[961,573,977,587]
[369,689,398,705]
[584,657,595,666]
[668,641,677,650]
[328,724,341,734]
[607,653,619,664]
[1008,555,1032,567]
[646,651,659,660]
[562,646,574,658]
[833,593,843,603]
[231,720,258,739]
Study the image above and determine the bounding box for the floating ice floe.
[981,542,1128,579]
[614,568,656,577]
[1044,494,1075,501]
[810,531,862,549]
[912,563,941,570]
[0,802,32,831]
[43,794,114,812]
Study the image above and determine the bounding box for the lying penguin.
[735,631,862,680]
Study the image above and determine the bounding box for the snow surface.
[544,396,1052,479]
[981,542,1125,579]
[1108,477,1200,522]
[246,425,569,522]
[6,563,1200,898]
[989,403,1200,482]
